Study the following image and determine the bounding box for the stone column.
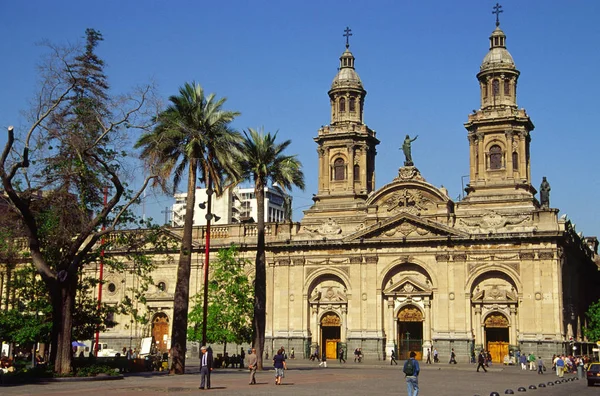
[341,305,348,342]
[385,297,396,354]
[510,306,517,346]
[474,305,482,346]
[311,305,319,348]
[423,297,432,349]
[348,144,355,191]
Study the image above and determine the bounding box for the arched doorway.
[320,313,341,360]
[152,312,169,353]
[485,313,509,363]
[397,305,423,360]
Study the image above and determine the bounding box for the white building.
[171,186,289,227]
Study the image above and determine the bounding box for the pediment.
[383,276,431,295]
[343,212,468,242]
[472,284,517,303]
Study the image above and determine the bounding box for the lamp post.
[94,185,109,356]
[200,182,220,347]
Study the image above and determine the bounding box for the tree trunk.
[49,274,77,374]
[252,183,266,370]
[170,159,198,374]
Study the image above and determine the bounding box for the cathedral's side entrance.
[485,313,510,363]
[397,305,423,360]
[320,313,341,359]
[152,312,169,353]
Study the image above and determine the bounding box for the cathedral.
[94,15,600,362]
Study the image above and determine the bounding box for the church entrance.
[397,305,423,360]
[320,313,341,360]
[152,312,169,353]
[484,313,509,363]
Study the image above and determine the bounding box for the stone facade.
[63,21,600,362]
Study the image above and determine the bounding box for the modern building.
[25,13,600,363]
[171,186,289,227]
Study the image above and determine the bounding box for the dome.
[331,48,363,90]
[480,47,515,71]
[480,26,516,71]
[331,67,363,89]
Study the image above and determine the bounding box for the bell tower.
[462,5,536,208]
[312,27,379,211]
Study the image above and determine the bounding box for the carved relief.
[435,253,450,262]
[484,313,509,328]
[397,166,425,181]
[519,252,535,260]
[538,251,554,260]
[365,256,378,264]
[397,306,423,322]
[292,258,305,266]
[320,314,341,327]
[458,210,531,232]
[303,217,342,236]
[381,189,433,216]
[349,256,362,264]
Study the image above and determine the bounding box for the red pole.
[94,186,108,356]
[201,182,213,347]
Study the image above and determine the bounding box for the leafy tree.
[136,82,242,374]
[237,127,304,369]
[584,300,600,343]
[0,28,160,373]
[187,245,253,352]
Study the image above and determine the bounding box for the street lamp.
[201,185,220,346]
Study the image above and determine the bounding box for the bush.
[76,364,118,377]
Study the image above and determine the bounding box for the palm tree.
[136,82,241,374]
[237,127,304,369]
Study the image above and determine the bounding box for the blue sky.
[1,1,599,238]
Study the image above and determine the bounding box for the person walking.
[426,348,432,364]
[318,352,327,368]
[449,348,457,364]
[476,351,487,372]
[247,348,258,385]
[338,346,346,364]
[273,348,287,385]
[520,353,527,370]
[403,351,420,396]
[433,348,439,363]
[390,349,398,365]
[528,352,536,371]
[555,355,565,378]
[199,346,213,390]
[537,356,544,374]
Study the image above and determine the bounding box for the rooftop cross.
[343,26,352,48]
[492,3,503,27]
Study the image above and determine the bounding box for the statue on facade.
[401,134,418,166]
[539,176,551,208]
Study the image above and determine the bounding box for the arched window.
[353,164,360,181]
[492,79,500,96]
[333,158,345,181]
[489,145,502,170]
[504,79,510,96]
[512,151,519,171]
[339,98,346,112]
[349,97,356,112]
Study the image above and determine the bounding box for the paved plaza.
[1,360,596,396]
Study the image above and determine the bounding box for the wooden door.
[487,341,508,363]
[326,340,338,359]
[152,313,169,352]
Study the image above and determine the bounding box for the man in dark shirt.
[476,351,487,372]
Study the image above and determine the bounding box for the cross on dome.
[343,27,352,48]
[492,3,503,27]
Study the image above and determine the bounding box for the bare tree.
[0,29,160,374]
